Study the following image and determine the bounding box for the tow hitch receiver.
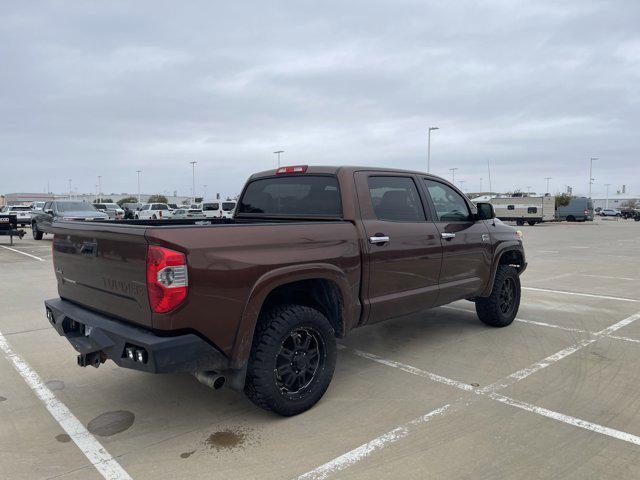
[77,351,105,368]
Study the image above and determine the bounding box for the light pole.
[589,157,598,198]
[479,177,483,193]
[97,175,102,202]
[274,150,284,168]
[449,167,458,183]
[203,185,208,200]
[526,186,531,195]
[544,177,552,194]
[459,180,465,191]
[68,179,72,199]
[136,170,142,203]
[427,127,439,173]
[604,183,611,209]
[189,161,197,203]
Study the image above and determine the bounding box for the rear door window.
[367,176,426,222]
[203,203,220,211]
[239,175,342,216]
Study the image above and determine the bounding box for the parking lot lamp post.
[545,177,552,194]
[203,185,207,200]
[68,179,72,199]
[274,150,284,168]
[427,127,439,173]
[604,183,610,209]
[449,167,457,184]
[98,176,102,202]
[589,157,598,198]
[136,170,142,203]
[189,161,197,203]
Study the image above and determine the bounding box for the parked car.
[556,197,594,222]
[171,208,205,219]
[93,203,125,219]
[136,203,171,220]
[31,201,46,212]
[620,207,636,219]
[1,205,32,227]
[599,209,621,217]
[202,200,238,219]
[31,200,108,239]
[167,203,179,210]
[121,202,143,219]
[45,165,526,416]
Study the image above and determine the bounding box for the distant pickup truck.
[45,166,526,416]
[31,200,109,239]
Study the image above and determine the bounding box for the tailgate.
[52,222,152,327]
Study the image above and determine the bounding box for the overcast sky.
[1,0,638,198]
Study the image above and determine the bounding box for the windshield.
[222,202,236,211]
[10,206,31,211]
[239,175,342,216]
[202,203,219,211]
[57,202,97,213]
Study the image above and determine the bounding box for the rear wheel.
[32,223,43,240]
[527,221,536,226]
[244,304,336,416]
[475,265,520,327]
[566,215,575,222]
[152,214,157,219]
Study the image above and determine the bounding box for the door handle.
[441,232,456,240]
[369,235,390,244]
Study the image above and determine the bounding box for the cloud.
[0,0,638,198]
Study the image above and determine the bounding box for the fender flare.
[228,263,359,369]
[480,242,526,297]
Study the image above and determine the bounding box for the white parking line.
[0,331,132,480]
[306,311,640,479]
[579,274,637,282]
[489,393,640,446]
[0,245,46,262]
[296,404,452,480]
[523,287,640,303]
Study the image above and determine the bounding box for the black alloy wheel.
[275,327,326,398]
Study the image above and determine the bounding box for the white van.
[201,200,236,219]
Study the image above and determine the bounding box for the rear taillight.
[146,245,188,313]
[584,210,589,215]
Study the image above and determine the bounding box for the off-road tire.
[475,265,520,327]
[566,215,575,222]
[527,221,536,226]
[32,223,43,240]
[244,304,337,416]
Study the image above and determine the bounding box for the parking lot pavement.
[1,219,639,480]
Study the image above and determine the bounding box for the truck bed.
[51,217,361,358]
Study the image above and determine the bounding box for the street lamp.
[479,177,483,193]
[589,157,598,198]
[449,167,458,183]
[458,180,465,191]
[98,175,102,202]
[274,150,284,168]
[136,170,142,203]
[427,127,439,173]
[544,177,552,194]
[189,161,197,203]
[203,184,208,200]
[68,179,72,199]
[604,183,611,209]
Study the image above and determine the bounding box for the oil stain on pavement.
[55,433,71,443]
[0,396,6,402]
[87,410,135,437]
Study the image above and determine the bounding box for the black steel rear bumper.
[44,298,230,374]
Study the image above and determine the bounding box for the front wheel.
[475,265,521,327]
[516,219,524,226]
[152,214,157,219]
[244,304,337,416]
[32,223,43,240]
[527,221,536,226]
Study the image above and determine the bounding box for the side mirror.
[45,209,54,215]
[476,202,495,220]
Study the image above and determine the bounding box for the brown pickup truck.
[45,166,526,416]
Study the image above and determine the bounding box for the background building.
[2,192,193,206]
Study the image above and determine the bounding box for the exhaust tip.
[213,376,225,390]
